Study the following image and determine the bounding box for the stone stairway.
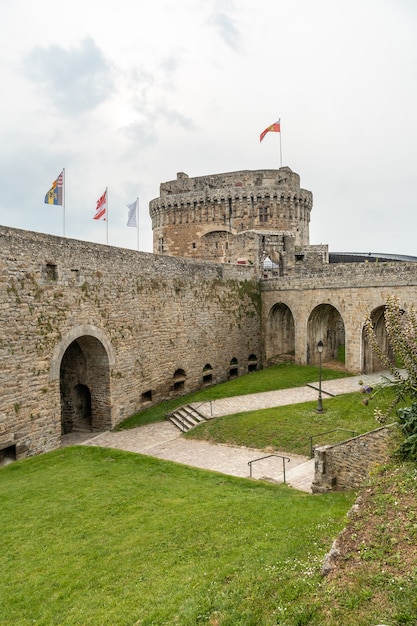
[167,404,207,432]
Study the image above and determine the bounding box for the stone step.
[167,404,207,432]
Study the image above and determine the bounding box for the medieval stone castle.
[1,166,417,463]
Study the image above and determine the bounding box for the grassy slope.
[117,363,351,429]
[311,459,417,626]
[2,364,415,624]
[0,446,352,626]
[185,388,401,457]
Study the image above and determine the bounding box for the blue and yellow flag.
[44,170,64,205]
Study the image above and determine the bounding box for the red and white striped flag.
[94,189,107,220]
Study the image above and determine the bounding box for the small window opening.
[0,444,16,466]
[173,369,186,393]
[45,263,57,281]
[259,206,268,223]
[248,353,258,373]
[141,390,152,403]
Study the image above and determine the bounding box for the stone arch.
[202,364,213,385]
[200,230,233,260]
[362,306,394,373]
[173,368,186,393]
[265,302,295,364]
[50,325,115,380]
[229,357,239,379]
[307,304,345,365]
[51,326,114,435]
[248,353,258,372]
[59,335,112,434]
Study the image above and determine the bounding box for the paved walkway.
[62,371,393,493]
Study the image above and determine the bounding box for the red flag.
[94,189,107,220]
[260,120,281,142]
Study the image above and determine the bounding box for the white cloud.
[24,37,114,115]
[0,0,416,255]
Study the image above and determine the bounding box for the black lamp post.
[317,340,324,414]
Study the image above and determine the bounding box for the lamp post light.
[317,340,324,414]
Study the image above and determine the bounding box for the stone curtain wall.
[312,426,395,493]
[0,225,260,458]
[261,262,417,371]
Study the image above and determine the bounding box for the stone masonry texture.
[2,165,417,459]
[0,225,260,458]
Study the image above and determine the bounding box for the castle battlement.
[149,167,313,263]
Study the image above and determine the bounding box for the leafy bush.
[397,402,417,460]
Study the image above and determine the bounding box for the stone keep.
[149,167,313,266]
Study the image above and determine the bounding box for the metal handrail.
[308,429,358,458]
[191,400,213,417]
[248,454,290,483]
[167,412,188,432]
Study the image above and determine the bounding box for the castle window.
[259,206,268,223]
[173,368,186,392]
[248,354,258,373]
[229,357,238,379]
[141,390,152,403]
[192,242,196,249]
[203,364,213,386]
[0,443,16,466]
[158,238,164,253]
[45,263,57,282]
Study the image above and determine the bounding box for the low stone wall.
[311,425,396,493]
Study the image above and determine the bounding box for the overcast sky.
[1,0,416,256]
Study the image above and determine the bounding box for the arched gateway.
[50,326,115,434]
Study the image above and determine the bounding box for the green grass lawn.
[118,363,352,429]
[0,446,353,626]
[185,387,402,457]
[2,364,413,625]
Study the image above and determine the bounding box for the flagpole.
[136,197,139,251]
[62,168,66,237]
[106,187,109,245]
[279,119,282,168]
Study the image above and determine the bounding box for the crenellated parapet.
[149,167,313,265]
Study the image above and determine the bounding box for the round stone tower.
[149,166,313,265]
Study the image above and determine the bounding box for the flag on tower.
[127,199,138,227]
[44,170,64,205]
[260,120,281,142]
[94,189,107,220]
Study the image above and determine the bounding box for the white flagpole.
[106,187,109,245]
[62,168,66,237]
[136,197,139,251]
[279,119,283,168]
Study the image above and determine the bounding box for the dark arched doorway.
[73,384,92,429]
[307,304,345,366]
[60,336,111,434]
[362,306,394,373]
[265,302,295,364]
